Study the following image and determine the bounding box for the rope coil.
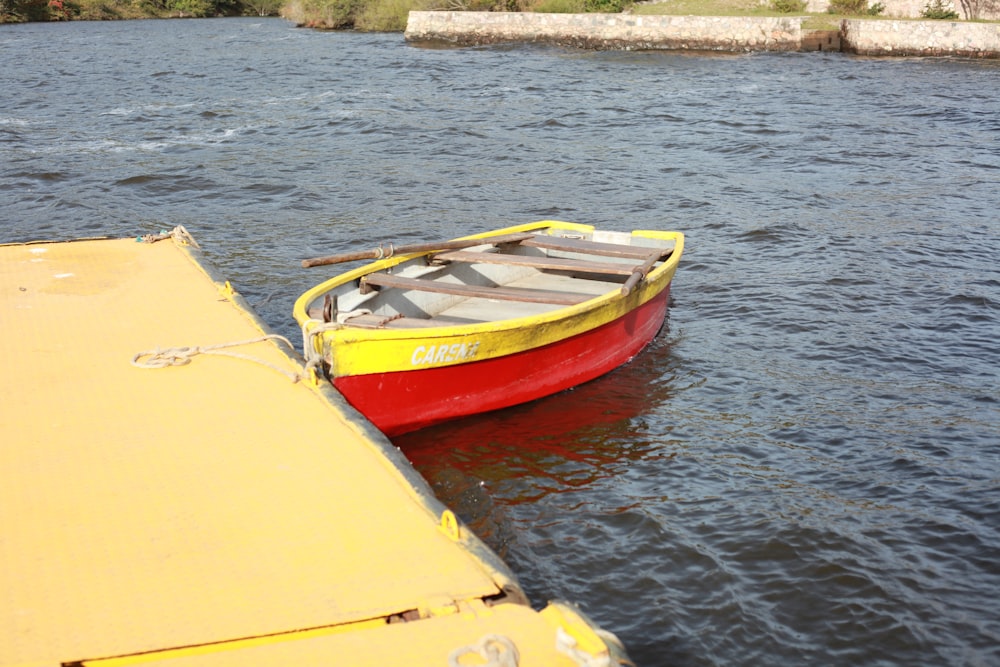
[300,319,343,379]
[449,634,519,667]
[137,224,201,248]
[132,334,303,382]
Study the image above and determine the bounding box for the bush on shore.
[1,0,282,22]
[282,0,518,31]
[826,0,884,14]
[281,0,634,30]
[1,0,616,27]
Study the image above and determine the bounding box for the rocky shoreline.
[404,11,1000,58]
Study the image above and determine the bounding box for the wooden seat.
[519,235,674,260]
[306,309,482,329]
[336,313,483,329]
[360,272,592,306]
[429,249,635,276]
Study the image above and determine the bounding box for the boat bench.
[360,272,591,306]
[518,234,673,261]
[343,313,481,329]
[514,235,675,296]
[305,309,484,329]
[429,249,637,276]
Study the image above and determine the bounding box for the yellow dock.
[0,233,627,667]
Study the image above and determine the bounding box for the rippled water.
[3,18,998,666]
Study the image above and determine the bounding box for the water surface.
[2,18,998,666]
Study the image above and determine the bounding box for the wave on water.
[3,19,999,667]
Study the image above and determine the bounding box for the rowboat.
[294,220,684,436]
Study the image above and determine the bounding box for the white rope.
[300,318,345,379]
[137,224,201,248]
[336,308,372,324]
[132,334,302,382]
[449,634,519,667]
[374,242,394,259]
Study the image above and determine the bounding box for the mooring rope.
[448,634,519,667]
[132,334,303,382]
[374,242,394,259]
[136,224,201,248]
[300,318,343,377]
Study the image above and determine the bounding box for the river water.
[3,17,998,666]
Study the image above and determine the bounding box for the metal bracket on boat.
[322,293,337,323]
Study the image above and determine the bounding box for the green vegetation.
[921,0,959,15]
[0,0,282,21]
[630,0,758,16]
[532,0,584,11]
[771,0,807,12]
[631,0,879,18]
[826,0,884,14]
[585,0,624,11]
[281,0,424,30]
[2,0,993,30]
[281,0,529,30]
[629,0,920,29]
[353,0,419,28]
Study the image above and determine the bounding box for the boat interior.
[307,231,676,330]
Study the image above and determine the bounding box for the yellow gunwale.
[294,222,684,378]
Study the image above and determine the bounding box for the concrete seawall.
[404,11,1000,58]
[405,12,802,52]
[841,19,1000,57]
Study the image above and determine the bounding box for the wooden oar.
[301,232,537,268]
[620,247,673,296]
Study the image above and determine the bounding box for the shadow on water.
[394,333,679,551]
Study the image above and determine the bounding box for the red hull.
[334,287,670,436]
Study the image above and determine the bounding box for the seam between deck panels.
[63,617,388,667]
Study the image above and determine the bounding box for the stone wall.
[405,12,802,52]
[404,12,1000,58]
[841,18,1000,56]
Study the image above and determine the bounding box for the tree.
[243,0,282,14]
[957,0,999,18]
[170,0,213,15]
[4,0,54,19]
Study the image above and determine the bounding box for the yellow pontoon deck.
[0,233,627,667]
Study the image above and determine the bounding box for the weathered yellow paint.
[0,235,621,666]
[295,222,684,377]
[71,602,617,667]
[541,602,616,659]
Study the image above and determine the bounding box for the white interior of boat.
[308,231,675,329]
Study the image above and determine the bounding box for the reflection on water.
[398,335,678,549]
